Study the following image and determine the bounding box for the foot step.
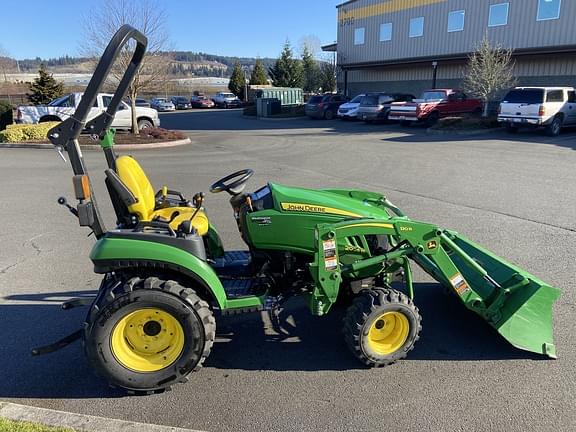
[213,250,250,268]
[222,277,264,298]
[213,250,252,277]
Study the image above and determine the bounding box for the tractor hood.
[269,183,393,220]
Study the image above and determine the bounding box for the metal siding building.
[332,0,576,97]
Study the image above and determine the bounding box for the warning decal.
[450,273,471,295]
[323,239,338,270]
[325,257,338,271]
[323,240,336,251]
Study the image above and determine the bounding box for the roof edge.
[336,0,358,8]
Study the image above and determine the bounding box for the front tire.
[343,288,421,367]
[426,111,440,127]
[137,119,153,130]
[84,276,215,394]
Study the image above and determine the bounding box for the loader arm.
[310,218,560,358]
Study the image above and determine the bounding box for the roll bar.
[47,25,148,238]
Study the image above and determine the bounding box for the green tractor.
[36,26,560,394]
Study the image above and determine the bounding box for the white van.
[498,87,576,136]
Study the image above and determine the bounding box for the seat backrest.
[115,155,156,221]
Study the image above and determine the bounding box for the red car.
[388,89,482,126]
[191,95,215,109]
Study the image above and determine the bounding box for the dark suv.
[305,94,347,120]
[171,96,191,110]
[357,93,415,123]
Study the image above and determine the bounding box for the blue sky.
[0,0,341,60]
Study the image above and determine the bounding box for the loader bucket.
[441,231,561,358]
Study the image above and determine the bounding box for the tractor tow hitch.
[31,330,82,356]
[31,296,95,356]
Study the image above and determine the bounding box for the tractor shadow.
[207,282,545,372]
[0,284,545,398]
[0,291,125,399]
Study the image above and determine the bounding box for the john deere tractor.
[36,26,560,394]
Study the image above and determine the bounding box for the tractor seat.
[115,155,209,235]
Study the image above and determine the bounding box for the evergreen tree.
[228,61,246,99]
[27,64,65,105]
[301,45,320,93]
[268,42,304,88]
[250,59,268,85]
[318,61,337,93]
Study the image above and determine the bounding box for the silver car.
[337,94,366,120]
[357,93,415,123]
[151,98,176,112]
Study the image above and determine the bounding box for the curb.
[0,402,205,432]
[426,127,502,136]
[0,137,192,150]
[241,115,305,122]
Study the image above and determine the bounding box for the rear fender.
[89,237,227,309]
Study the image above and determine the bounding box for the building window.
[489,3,509,27]
[380,22,393,41]
[354,27,365,45]
[448,10,465,32]
[409,17,424,38]
[537,0,561,21]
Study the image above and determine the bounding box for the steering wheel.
[210,169,254,195]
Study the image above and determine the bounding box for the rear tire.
[84,276,215,394]
[343,288,421,367]
[324,109,335,120]
[546,116,562,137]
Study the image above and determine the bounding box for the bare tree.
[82,0,171,133]
[0,44,12,82]
[298,35,322,58]
[463,36,517,117]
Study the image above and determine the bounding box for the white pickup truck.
[16,92,160,130]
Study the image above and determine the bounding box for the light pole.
[243,67,248,102]
[432,61,438,89]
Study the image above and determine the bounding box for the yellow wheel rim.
[367,311,410,355]
[110,308,185,373]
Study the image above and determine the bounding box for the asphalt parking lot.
[1,109,575,432]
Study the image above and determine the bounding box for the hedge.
[0,122,60,143]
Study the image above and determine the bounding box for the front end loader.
[35,25,560,394]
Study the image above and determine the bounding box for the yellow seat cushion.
[115,155,209,235]
[152,207,209,236]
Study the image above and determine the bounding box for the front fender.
[89,237,227,309]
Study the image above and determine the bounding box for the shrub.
[0,121,59,143]
[0,101,13,131]
[139,127,186,140]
